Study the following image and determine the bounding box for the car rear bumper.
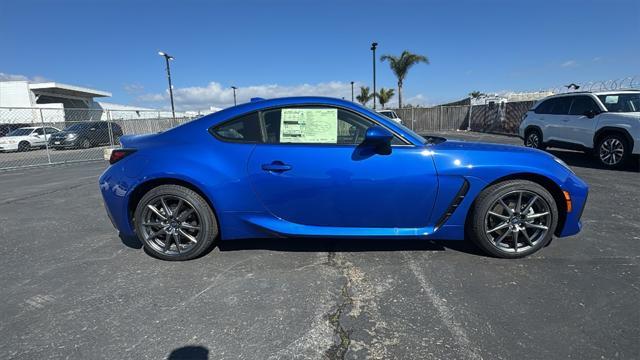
[99,168,138,238]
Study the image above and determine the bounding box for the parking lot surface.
[1,131,638,359]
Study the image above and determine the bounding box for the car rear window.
[212,112,262,142]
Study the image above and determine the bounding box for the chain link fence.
[0,107,199,171]
[393,101,536,136]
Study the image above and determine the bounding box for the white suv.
[377,110,403,124]
[519,90,640,168]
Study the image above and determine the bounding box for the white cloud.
[123,83,145,94]
[0,72,49,82]
[561,60,577,68]
[137,81,362,111]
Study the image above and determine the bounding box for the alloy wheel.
[599,138,624,166]
[525,133,539,148]
[484,190,551,253]
[140,195,201,255]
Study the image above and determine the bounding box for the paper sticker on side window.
[604,96,619,104]
[280,108,338,143]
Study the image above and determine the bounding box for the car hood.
[433,139,541,154]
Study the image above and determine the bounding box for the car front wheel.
[469,180,558,258]
[134,185,218,261]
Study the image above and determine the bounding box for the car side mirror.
[584,110,597,119]
[363,126,393,155]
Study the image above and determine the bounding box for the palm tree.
[356,86,373,106]
[376,88,395,108]
[469,91,485,99]
[380,50,429,108]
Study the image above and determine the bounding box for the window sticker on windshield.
[280,108,338,143]
[604,96,619,104]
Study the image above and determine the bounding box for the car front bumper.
[0,143,19,151]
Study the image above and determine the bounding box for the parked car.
[49,121,123,149]
[100,97,588,261]
[0,126,60,152]
[0,123,32,138]
[519,90,640,168]
[377,109,403,124]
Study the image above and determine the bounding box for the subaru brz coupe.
[99,97,588,261]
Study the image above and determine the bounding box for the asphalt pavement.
[0,131,638,359]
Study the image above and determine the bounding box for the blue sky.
[1,0,639,110]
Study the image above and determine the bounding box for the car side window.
[534,99,555,114]
[45,127,58,134]
[33,128,44,135]
[263,107,403,145]
[569,96,599,116]
[550,97,572,115]
[213,112,262,142]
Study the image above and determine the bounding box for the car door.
[31,128,46,146]
[543,96,573,143]
[246,106,438,229]
[564,95,602,147]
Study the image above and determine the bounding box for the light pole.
[370,42,378,109]
[231,86,237,106]
[350,81,354,102]
[158,51,176,124]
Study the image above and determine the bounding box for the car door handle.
[261,161,292,173]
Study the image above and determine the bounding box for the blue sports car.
[99,97,588,261]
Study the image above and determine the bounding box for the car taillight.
[109,149,136,164]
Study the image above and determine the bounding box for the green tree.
[356,86,373,106]
[376,88,395,108]
[380,50,429,108]
[469,91,485,99]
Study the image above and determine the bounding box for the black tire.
[81,139,92,149]
[468,180,558,259]
[595,133,629,169]
[18,141,30,152]
[134,185,218,261]
[524,128,546,150]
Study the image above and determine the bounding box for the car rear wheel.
[596,134,629,168]
[469,180,558,258]
[134,185,218,261]
[524,129,545,150]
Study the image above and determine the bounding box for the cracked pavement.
[0,131,638,359]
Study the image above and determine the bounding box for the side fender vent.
[434,179,470,231]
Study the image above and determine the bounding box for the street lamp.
[158,51,176,124]
[231,86,237,106]
[350,81,354,102]
[370,42,378,109]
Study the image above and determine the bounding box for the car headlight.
[554,156,574,174]
[66,133,77,139]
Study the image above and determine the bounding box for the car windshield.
[6,128,33,136]
[379,111,394,118]
[597,93,640,112]
[391,120,432,145]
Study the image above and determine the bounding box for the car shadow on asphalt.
[119,231,487,258]
[547,149,640,172]
[217,237,486,257]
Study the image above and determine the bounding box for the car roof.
[16,126,40,130]
[544,90,639,99]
